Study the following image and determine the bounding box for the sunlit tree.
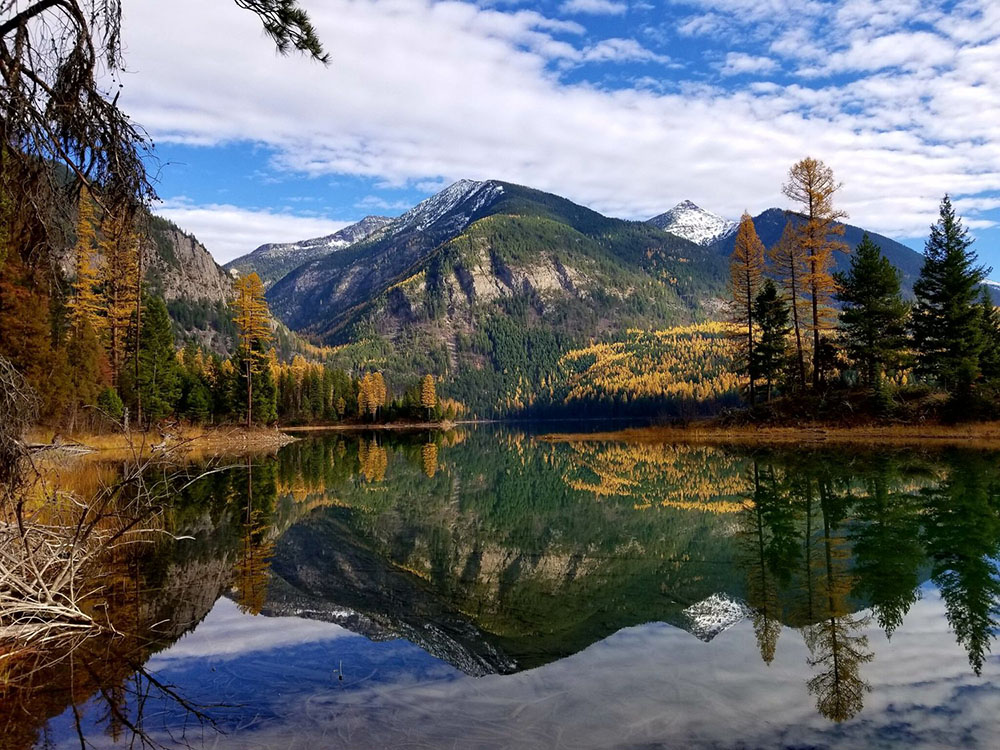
[782,158,848,388]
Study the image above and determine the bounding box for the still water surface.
[5,427,1000,749]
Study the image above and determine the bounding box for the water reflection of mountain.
[10,429,1000,746]
[260,431,1000,721]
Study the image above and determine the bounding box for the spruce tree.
[911,196,988,395]
[977,289,1000,382]
[132,294,180,424]
[751,280,791,402]
[834,235,909,388]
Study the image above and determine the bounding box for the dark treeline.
[730,157,1000,421]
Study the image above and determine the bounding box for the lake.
[4,427,1000,749]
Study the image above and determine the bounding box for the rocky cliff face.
[144,216,234,305]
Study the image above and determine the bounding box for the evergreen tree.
[911,196,988,396]
[977,289,1000,382]
[834,235,909,388]
[730,213,766,404]
[130,294,180,424]
[751,280,791,402]
[100,212,140,385]
[783,158,848,389]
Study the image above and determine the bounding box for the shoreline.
[280,419,491,432]
[27,425,298,460]
[539,421,1000,448]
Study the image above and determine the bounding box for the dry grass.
[539,420,1000,449]
[26,424,295,462]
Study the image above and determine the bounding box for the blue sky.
[120,0,1000,268]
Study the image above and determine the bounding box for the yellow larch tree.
[232,272,272,427]
[769,221,810,390]
[68,188,104,334]
[420,374,437,420]
[730,212,765,404]
[782,157,848,388]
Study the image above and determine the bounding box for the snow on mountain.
[648,200,737,246]
[245,215,393,261]
[683,593,749,642]
[224,215,393,287]
[391,179,504,234]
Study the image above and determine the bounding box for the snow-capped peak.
[648,201,737,246]
[683,593,749,642]
[392,179,504,234]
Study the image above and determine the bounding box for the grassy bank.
[540,420,1000,448]
[26,424,297,461]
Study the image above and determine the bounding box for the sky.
[117,0,1000,268]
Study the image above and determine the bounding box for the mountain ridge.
[224,214,393,289]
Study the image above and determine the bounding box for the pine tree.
[911,196,988,396]
[730,212,765,404]
[769,222,809,390]
[834,235,909,388]
[232,273,272,427]
[420,374,437,420]
[783,158,848,388]
[100,212,140,385]
[130,294,180,424]
[977,289,1000,382]
[751,280,791,402]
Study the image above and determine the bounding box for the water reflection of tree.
[233,458,277,616]
[922,452,1000,675]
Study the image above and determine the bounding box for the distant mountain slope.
[224,215,392,289]
[265,180,729,414]
[708,208,926,295]
[649,201,736,246]
[268,180,727,337]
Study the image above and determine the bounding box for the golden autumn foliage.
[422,442,438,478]
[68,189,103,334]
[769,221,810,389]
[560,441,751,514]
[783,157,848,387]
[559,323,743,406]
[730,212,765,399]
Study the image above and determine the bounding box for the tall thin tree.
[782,158,848,389]
[232,273,272,427]
[770,222,809,390]
[730,212,766,404]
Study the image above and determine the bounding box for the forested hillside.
[267,181,730,416]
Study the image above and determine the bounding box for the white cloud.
[720,52,779,76]
[120,0,1000,242]
[560,0,629,15]
[147,597,353,663]
[155,199,350,263]
[582,37,669,64]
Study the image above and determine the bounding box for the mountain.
[708,207,927,295]
[224,215,393,289]
[648,200,737,246]
[265,180,729,413]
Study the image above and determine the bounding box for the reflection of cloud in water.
[141,589,999,749]
[147,597,354,663]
